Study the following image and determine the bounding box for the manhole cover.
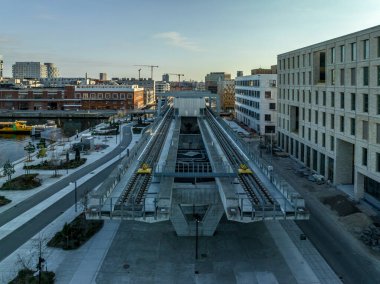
[123,264,130,269]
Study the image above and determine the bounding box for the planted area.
[9,269,55,284]
[0,195,11,206]
[47,213,104,250]
[24,158,86,170]
[0,174,41,190]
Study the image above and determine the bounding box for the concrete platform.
[96,218,308,284]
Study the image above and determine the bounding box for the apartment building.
[12,62,47,79]
[235,72,277,137]
[277,25,380,203]
[205,72,231,93]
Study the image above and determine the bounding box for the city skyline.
[1,0,380,81]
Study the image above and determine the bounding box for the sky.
[1,0,380,81]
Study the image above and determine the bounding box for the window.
[364,39,369,59]
[340,69,345,85]
[309,71,311,84]
[302,108,305,120]
[377,124,380,144]
[340,92,345,109]
[331,47,336,63]
[378,95,380,114]
[378,37,380,57]
[351,42,357,61]
[331,114,335,129]
[265,91,271,98]
[322,133,326,147]
[377,153,380,172]
[340,45,345,62]
[330,136,335,151]
[363,67,369,86]
[315,110,318,124]
[363,121,368,140]
[350,118,355,136]
[351,68,356,86]
[378,66,380,86]
[363,93,368,112]
[331,69,335,85]
[308,109,311,122]
[308,128,311,141]
[362,148,368,166]
[340,116,344,132]
[315,130,318,143]
[323,91,326,106]
[302,91,305,102]
[269,103,276,110]
[331,92,335,107]
[351,93,356,111]
[308,53,311,66]
[303,54,305,67]
[322,112,326,126]
[315,91,319,105]
[265,114,271,121]
[308,90,311,104]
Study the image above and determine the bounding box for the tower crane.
[133,65,159,80]
[168,73,184,83]
[138,69,142,80]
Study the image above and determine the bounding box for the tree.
[24,142,36,162]
[3,160,15,181]
[37,147,47,161]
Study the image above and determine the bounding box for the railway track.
[205,109,278,210]
[115,108,174,210]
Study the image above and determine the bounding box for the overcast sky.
[1,0,380,81]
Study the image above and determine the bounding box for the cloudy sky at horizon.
[1,0,380,81]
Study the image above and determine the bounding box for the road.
[264,152,380,284]
[0,125,132,262]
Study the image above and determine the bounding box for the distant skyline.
[1,0,380,81]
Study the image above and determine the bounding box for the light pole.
[70,181,78,212]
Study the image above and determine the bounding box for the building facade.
[0,84,144,111]
[217,79,235,113]
[12,62,48,79]
[235,73,277,136]
[205,72,231,93]
[277,25,380,202]
[115,78,155,105]
[44,63,59,78]
[155,81,170,94]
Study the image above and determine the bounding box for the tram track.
[116,108,174,209]
[205,108,278,210]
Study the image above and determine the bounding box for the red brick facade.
[0,85,144,111]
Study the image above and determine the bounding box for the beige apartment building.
[277,25,380,203]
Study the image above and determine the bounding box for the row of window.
[74,92,133,100]
[235,80,260,87]
[235,89,261,98]
[279,37,380,70]
[278,65,380,87]
[279,90,376,114]
[236,97,260,109]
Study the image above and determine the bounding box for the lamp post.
[70,181,78,212]
[194,214,200,260]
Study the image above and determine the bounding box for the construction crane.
[134,65,159,80]
[138,69,141,80]
[168,73,184,83]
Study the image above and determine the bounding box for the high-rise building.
[277,25,380,202]
[205,72,231,93]
[0,55,3,79]
[162,73,169,82]
[12,62,47,79]
[44,63,59,78]
[235,72,277,136]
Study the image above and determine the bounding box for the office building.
[99,73,108,81]
[277,25,380,203]
[44,63,59,78]
[205,72,231,93]
[162,73,169,82]
[12,62,47,79]
[235,70,277,137]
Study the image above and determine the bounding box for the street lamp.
[70,181,78,212]
[194,214,201,260]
